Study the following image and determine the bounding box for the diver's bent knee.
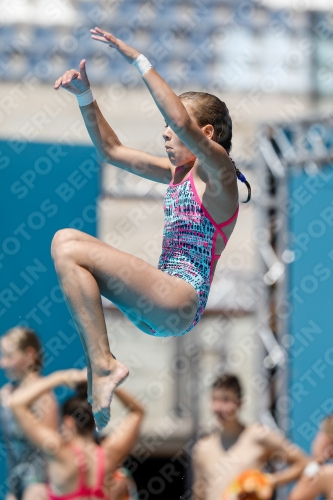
[51,240,81,268]
[51,228,81,260]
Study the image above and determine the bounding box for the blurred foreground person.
[289,415,333,500]
[0,327,58,500]
[8,369,144,499]
[192,374,307,500]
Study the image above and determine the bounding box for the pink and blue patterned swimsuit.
[154,167,238,337]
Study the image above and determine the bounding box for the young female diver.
[53,27,251,429]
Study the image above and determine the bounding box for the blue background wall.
[288,166,333,452]
[0,140,99,488]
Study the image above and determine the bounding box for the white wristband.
[303,461,320,477]
[132,54,152,76]
[76,89,94,107]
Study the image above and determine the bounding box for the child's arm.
[288,469,327,500]
[31,388,58,432]
[91,28,237,188]
[9,369,85,457]
[54,60,172,184]
[102,386,145,465]
[258,426,308,486]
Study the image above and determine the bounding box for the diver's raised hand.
[90,27,140,64]
[54,59,90,94]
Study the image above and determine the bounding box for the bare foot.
[91,358,129,430]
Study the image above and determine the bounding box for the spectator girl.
[8,368,144,499]
[0,327,58,500]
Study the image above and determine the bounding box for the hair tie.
[237,172,247,184]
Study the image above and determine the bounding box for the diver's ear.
[202,124,214,140]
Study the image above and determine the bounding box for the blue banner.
[288,166,333,452]
[0,140,99,487]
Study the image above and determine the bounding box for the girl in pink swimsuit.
[9,369,144,500]
[52,28,251,430]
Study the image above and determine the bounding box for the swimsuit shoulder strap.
[217,205,239,228]
[189,169,239,234]
[47,446,87,500]
[95,445,106,490]
[72,445,87,489]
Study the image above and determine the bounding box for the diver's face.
[162,103,198,167]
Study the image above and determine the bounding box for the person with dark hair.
[0,327,58,500]
[211,373,243,399]
[288,415,333,500]
[51,27,251,430]
[192,373,307,500]
[8,368,144,499]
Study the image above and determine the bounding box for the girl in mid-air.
[53,27,251,430]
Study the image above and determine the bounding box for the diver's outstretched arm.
[54,60,172,184]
